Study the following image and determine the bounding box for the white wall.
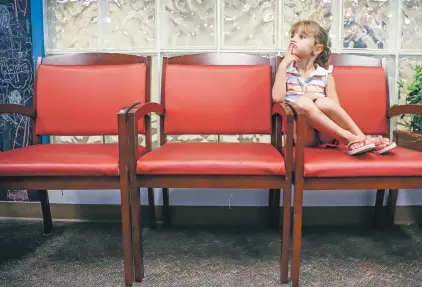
[48,188,422,206]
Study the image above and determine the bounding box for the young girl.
[272,20,396,155]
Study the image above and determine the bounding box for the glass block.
[50,136,104,144]
[104,0,155,49]
[343,0,396,49]
[103,125,150,146]
[139,134,146,145]
[254,53,276,58]
[161,0,216,48]
[283,0,334,48]
[45,0,99,51]
[401,0,422,49]
[166,135,218,143]
[102,135,146,144]
[223,0,276,48]
[224,52,277,59]
[104,135,118,143]
[151,115,159,148]
[220,134,271,143]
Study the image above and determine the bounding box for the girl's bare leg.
[314,97,389,149]
[314,97,363,136]
[305,125,319,147]
[293,124,319,147]
[294,97,370,150]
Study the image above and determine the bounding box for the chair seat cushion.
[137,143,285,175]
[303,146,422,177]
[0,144,147,176]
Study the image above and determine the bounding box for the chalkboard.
[0,0,36,201]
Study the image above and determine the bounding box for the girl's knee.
[295,96,315,113]
[315,97,336,113]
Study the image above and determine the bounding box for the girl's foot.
[347,136,375,155]
[367,136,397,154]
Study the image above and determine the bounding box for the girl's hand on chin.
[280,44,300,69]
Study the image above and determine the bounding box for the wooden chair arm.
[388,104,422,117]
[272,102,294,124]
[286,102,307,174]
[0,104,36,118]
[271,103,294,173]
[125,102,164,160]
[127,102,165,121]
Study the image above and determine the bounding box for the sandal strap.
[347,137,374,151]
[347,139,363,150]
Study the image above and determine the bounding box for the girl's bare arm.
[272,66,288,103]
[325,74,340,105]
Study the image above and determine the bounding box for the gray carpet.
[0,220,421,287]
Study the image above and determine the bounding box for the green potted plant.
[396,64,422,151]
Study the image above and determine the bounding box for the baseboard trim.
[0,202,421,226]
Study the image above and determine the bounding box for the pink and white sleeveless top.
[285,63,333,103]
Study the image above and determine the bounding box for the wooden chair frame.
[121,53,295,283]
[287,53,422,287]
[0,53,152,287]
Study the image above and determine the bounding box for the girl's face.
[289,27,317,57]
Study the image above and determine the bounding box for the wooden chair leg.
[387,189,398,225]
[39,190,53,235]
[268,189,275,227]
[131,185,144,282]
[120,183,134,286]
[373,189,385,228]
[281,187,291,283]
[291,181,304,287]
[162,188,170,227]
[274,189,281,229]
[147,188,156,229]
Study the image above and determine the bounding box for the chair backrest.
[329,54,389,135]
[161,53,276,135]
[35,53,150,136]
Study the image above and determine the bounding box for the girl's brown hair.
[289,20,331,68]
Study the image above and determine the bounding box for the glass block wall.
[44,0,422,146]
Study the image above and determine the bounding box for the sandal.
[347,138,375,155]
[367,136,397,155]
[374,142,397,154]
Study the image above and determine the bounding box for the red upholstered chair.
[288,54,422,287]
[122,53,294,283]
[0,53,151,287]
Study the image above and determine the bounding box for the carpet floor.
[0,220,421,287]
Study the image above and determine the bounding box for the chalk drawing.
[0,1,34,201]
